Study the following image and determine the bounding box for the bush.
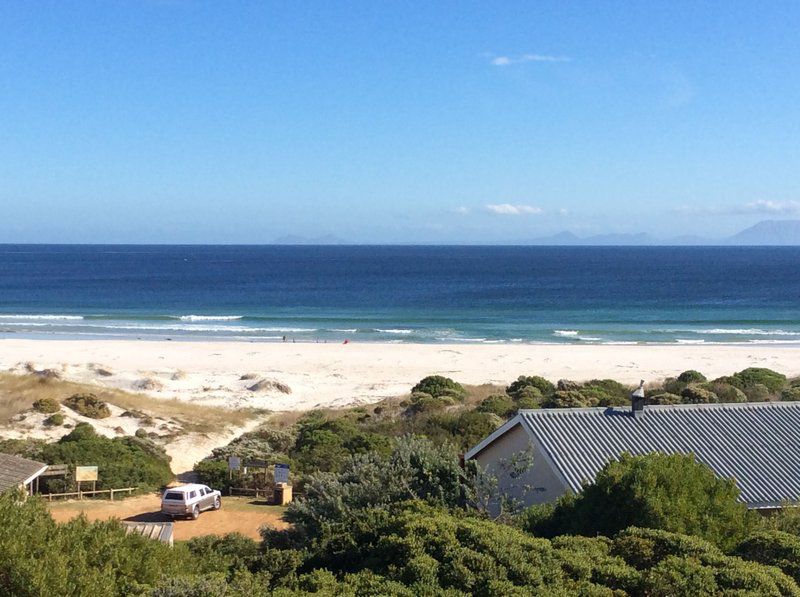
[195,459,232,491]
[44,413,64,427]
[410,376,466,400]
[781,387,800,402]
[731,368,787,394]
[543,390,592,408]
[32,397,60,414]
[406,393,452,415]
[524,453,755,551]
[513,385,544,406]
[63,393,111,419]
[292,413,391,473]
[745,383,772,402]
[680,386,719,404]
[0,492,195,595]
[736,531,800,583]
[703,381,747,403]
[286,436,465,541]
[37,423,172,492]
[678,370,708,384]
[578,379,630,407]
[476,394,516,417]
[506,375,555,399]
[648,392,682,405]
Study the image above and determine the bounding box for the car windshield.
[163,492,184,501]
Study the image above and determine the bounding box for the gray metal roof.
[0,453,48,494]
[474,402,800,509]
[122,521,174,546]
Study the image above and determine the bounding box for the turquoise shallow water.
[1,245,799,345]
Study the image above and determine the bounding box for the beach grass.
[0,372,257,433]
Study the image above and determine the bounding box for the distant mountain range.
[526,220,800,246]
[272,234,347,245]
[273,220,800,246]
[725,220,800,245]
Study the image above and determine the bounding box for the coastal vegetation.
[2,367,800,594]
[0,423,172,493]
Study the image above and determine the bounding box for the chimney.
[631,380,645,417]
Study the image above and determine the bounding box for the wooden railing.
[228,487,272,499]
[39,487,137,501]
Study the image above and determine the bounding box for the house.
[0,453,49,496]
[465,400,800,511]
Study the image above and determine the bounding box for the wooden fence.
[39,487,137,501]
[228,487,272,499]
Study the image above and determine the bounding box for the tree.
[523,453,755,550]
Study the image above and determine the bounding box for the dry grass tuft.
[0,372,257,433]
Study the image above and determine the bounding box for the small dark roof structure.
[122,521,174,546]
[0,453,48,494]
[466,401,800,509]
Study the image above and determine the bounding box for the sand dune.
[2,339,799,412]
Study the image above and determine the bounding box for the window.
[188,491,196,499]
[163,492,183,501]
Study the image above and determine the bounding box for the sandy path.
[2,339,800,413]
[47,494,287,541]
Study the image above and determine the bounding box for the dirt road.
[47,493,287,541]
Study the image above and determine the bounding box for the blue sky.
[1,1,799,243]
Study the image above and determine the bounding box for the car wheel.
[191,505,200,520]
[213,497,221,510]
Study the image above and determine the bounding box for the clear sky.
[1,2,799,243]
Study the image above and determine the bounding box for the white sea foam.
[554,330,579,337]
[0,314,83,320]
[578,336,602,342]
[437,337,487,342]
[675,339,706,344]
[375,328,414,334]
[177,315,243,321]
[331,328,358,333]
[661,328,800,336]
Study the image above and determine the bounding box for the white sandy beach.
[2,339,799,411]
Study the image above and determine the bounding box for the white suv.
[161,484,221,520]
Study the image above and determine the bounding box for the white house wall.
[472,423,567,515]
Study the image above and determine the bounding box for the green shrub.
[678,370,708,384]
[745,383,772,402]
[543,390,592,408]
[37,423,172,492]
[781,387,800,402]
[194,459,232,491]
[525,453,755,551]
[63,393,111,419]
[476,394,516,417]
[406,393,452,415]
[0,492,196,595]
[44,413,64,427]
[32,397,60,414]
[732,368,787,394]
[702,381,747,403]
[736,531,800,583]
[410,376,466,400]
[578,379,630,407]
[648,392,682,405]
[507,375,555,399]
[662,377,687,395]
[681,386,719,404]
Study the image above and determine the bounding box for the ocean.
[0,245,799,345]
